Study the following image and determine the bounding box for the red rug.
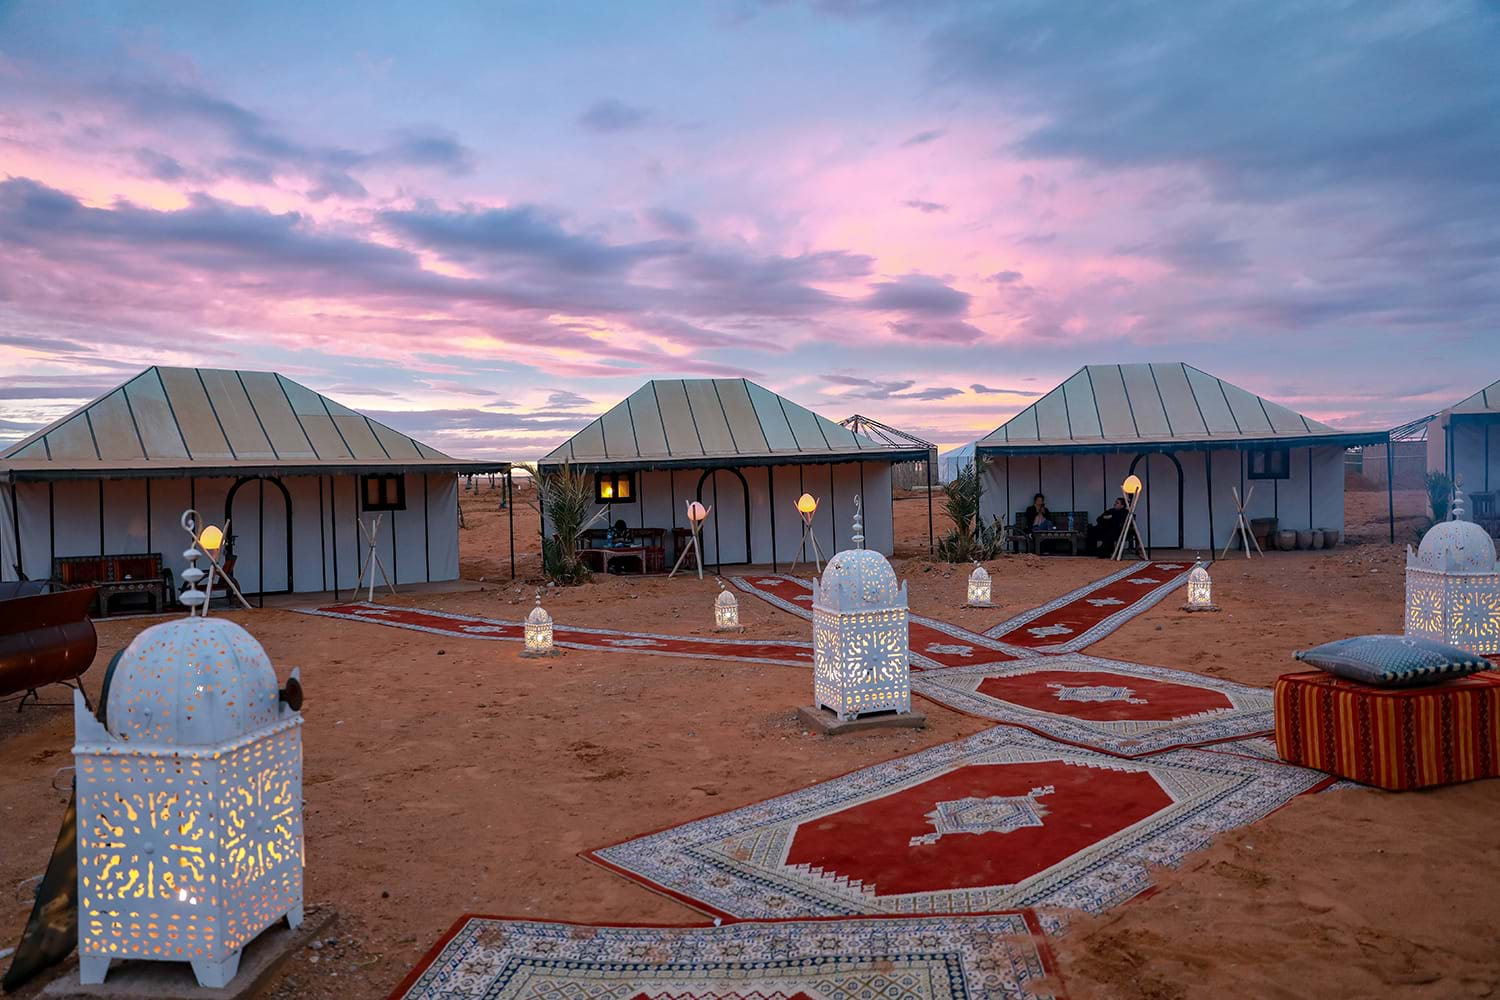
[910,653,1274,757]
[730,575,1026,669]
[296,602,814,667]
[587,725,1326,928]
[389,912,1063,1000]
[983,561,1192,650]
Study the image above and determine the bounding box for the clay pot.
[1296,530,1314,550]
[1322,529,1340,548]
[1276,530,1297,551]
[1310,529,1325,550]
[1251,517,1277,546]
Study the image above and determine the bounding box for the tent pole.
[1387,440,1395,544]
[507,469,515,580]
[768,465,778,573]
[8,481,20,580]
[258,477,265,609]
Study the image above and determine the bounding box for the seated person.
[1087,497,1128,557]
[608,519,631,548]
[1025,493,1055,532]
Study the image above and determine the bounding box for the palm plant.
[935,461,1003,562]
[520,462,595,585]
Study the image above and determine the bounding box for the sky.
[0,0,1496,458]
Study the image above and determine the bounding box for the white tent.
[539,378,932,568]
[0,367,510,600]
[975,363,1388,551]
[1427,377,1500,493]
[939,442,977,483]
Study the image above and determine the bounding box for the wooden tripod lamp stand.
[1111,474,1149,561]
[789,492,826,572]
[669,500,711,580]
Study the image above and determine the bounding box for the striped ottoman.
[1274,670,1500,790]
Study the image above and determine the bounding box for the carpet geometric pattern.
[587,726,1325,925]
[910,653,1274,758]
[297,602,815,667]
[729,575,1030,668]
[390,913,1062,1000]
[982,562,1193,651]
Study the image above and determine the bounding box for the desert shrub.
[935,461,1004,562]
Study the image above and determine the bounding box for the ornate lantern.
[714,580,741,631]
[811,497,911,721]
[966,562,993,607]
[1184,559,1218,611]
[72,617,303,988]
[522,593,557,657]
[1405,492,1500,655]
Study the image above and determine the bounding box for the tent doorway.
[696,468,751,570]
[1127,453,1184,551]
[224,476,293,595]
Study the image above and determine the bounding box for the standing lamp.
[178,509,251,615]
[965,562,994,607]
[1405,490,1500,655]
[714,579,742,631]
[669,501,711,580]
[790,493,826,572]
[522,592,557,657]
[1184,559,1219,611]
[1111,475,1149,561]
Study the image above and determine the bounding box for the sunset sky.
[1,1,1495,458]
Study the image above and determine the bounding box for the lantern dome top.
[527,595,553,625]
[816,548,904,611]
[1188,561,1211,583]
[715,586,738,608]
[104,616,281,746]
[1413,518,1497,573]
[968,563,990,584]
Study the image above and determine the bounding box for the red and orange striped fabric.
[1275,670,1500,790]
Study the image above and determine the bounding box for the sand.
[2,483,1497,999]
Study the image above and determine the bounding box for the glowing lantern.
[1185,559,1218,611]
[198,524,224,555]
[966,562,993,607]
[791,493,826,572]
[1405,491,1500,655]
[1112,475,1147,560]
[796,493,818,516]
[687,501,708,523]
[73,616,303,988]
[522,592,557,657]
[1123,474,1143,496]
[812,497,911,721]
[714,580,741,631]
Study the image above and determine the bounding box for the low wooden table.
[580,546,651,576]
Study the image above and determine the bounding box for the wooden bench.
[1012,511,1091,555]
[52,553,174,618]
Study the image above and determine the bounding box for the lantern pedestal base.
[963,601,995,609]
[519,648,561,659]
[796,705,926,736]
[1182,604,1220,613]
[713,626,745,633]
[46,907,333,1000]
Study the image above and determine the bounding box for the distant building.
[1427,378,1500,493]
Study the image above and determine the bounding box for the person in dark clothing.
[1087,497,1129,557]
[1025,493,1055,532]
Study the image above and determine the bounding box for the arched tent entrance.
[696,468,752,570]
[224,476,293,596]
[1127,452,1184,551]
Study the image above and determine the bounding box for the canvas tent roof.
[539,379,930,472]
[1448,378,1500,417]
[976,363,1387,455]
[0,366,509,481]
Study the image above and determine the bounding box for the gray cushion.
[1295,634,1493,687]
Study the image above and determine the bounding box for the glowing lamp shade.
[1122,475,1143,496]
[687,501,708,523]
[522,594,556,657]
[966,563,993,607]
[1405,493,1500,654]
[796,493,818,517]
[198,524,224,554]
[714,582,740,631]
[1186,560,1214,610]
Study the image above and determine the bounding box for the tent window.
[595,471,635,504]
[1247,448,1290,480]
[361,474,406,510]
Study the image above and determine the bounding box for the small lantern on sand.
[522,592,557,657]
[966,562,993,608]
[1184,559,1218,612]
[714,580,742,631]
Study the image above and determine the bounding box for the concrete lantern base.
[796,705,927,736]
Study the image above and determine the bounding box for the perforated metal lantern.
[714,582,740,631]
[522,594,556,657]
[966,563,993,607]
[1186,560,1216,611]
[72,617,303,989]
[811,499,911,721]
[1405,494,1500,655]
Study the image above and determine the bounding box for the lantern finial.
[852,494,864,549]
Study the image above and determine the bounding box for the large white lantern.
[966,562,993,607]
[1405,493,1500,655]
[1185,559,1217,611]
[72,617,303,989]
[811,498,911,721]
[522,593,557,657]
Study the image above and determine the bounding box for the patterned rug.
[586,725,1325,927]
[909,653,1273,758]
[1197,736,1361,792]
[296,602,815,667]
[729,575,1030,669]
[982,561,1192,650]
[389,913,1063,1000]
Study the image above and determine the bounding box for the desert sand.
[2,483,1497,999]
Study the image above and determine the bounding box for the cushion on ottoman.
[1275,670,1500,790]
[1294,634,1492,687]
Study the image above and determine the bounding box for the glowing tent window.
[595,472,635,504]
[361,474,406,511]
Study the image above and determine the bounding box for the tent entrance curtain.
[695,468,751,570]
[224,475,293,596]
